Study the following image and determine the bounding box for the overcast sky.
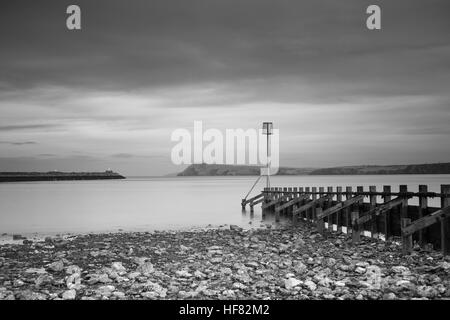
[0,0,449,176]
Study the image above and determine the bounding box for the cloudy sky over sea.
[1,0,449,175]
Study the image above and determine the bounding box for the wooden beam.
[316,195,365,220]
[262,194,286,209]
[402,205,450,236]
[293,195,332,215]
[275,194,309,212]
[242,193,264,206]
[251,197,264,206]
[357,196,406,226]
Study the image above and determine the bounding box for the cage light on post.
[241,122,274,211]
[262,122,273,188]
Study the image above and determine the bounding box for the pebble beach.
[1,224,450,300]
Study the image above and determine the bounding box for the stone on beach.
[1,225,450,300]
[136,262,154,275]
[284,278,302,290]
[62,289,76,300]
[47,260,65,272]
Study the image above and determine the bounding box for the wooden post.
[418,185,428,246]
[316,207,324,235]
[319,186,324,197]
[383,185,392,241]
[287,187,293,216]
[298,187,304,219]
[345,186,352,233]
[369,186,377,239]
[356,186,364,234]
[336,186,342,232]
[275,206,280,222]
[305,187,310,221]
[293,209,298,225]
[318,187,324,223]
[401,218,413,254]
[351,211,360,244]
[441,185,450,255]
[327,186,334,232]
[311,187,317,222]
[399,185,408,219]
[292,187,298,220]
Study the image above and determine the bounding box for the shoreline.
[0,221,281,245]
[1,224,450,300]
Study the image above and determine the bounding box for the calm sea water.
[0,175,449,235]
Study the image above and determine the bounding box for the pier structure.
[242,184,450,256]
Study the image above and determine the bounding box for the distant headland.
[177,162,450,176]
[0,170,126,182]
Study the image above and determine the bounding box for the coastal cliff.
[309,163,450,175]
[177,164,315,176]
[177,163,450,176]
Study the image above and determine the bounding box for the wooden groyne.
[242,184,450,256]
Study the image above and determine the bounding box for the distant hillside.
[309,163,450,175]
[177,163,450,176]
[177,164,315,176]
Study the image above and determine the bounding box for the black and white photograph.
[1,0,450,312]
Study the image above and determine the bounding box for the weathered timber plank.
[262,195,286,209]
[275,195,309,212]
[243,193,264,206]
[357,197,407,226]
[293,195,332,215]
[316,195,365,220]
[251,197,265,206]
[402,206,450,236]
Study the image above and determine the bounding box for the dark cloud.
[38,153,56,157]
[0,141,37,145]
[0,124,57,132]
[0,1,449,174]
[111,153,134,158]
[1,0,449,99]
